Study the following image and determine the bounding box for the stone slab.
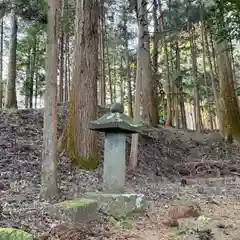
[48,198,98,223]
[85,192,146,219]
[0,228,34,240]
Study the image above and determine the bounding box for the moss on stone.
[0,228,34,240]
[59,199,94,208]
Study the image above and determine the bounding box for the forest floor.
[1,106,240,239]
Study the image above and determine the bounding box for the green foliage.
[205,0,240,41]
[15,0,47,23]
[17,23,46,98]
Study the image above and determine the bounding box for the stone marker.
[88,103,146,219]
[48,198,98,223]
[89,102,143,193]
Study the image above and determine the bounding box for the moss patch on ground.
[59,198,96,208]
[0,228,34,240]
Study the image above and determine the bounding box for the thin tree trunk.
[29,36,37,108]
[123,4,133,117]
[200,5,212,131]
[25,51,31,108]
[0,18,3,108]
[139,0,158,126]
[152,0,160,124]
[209,30,219,77]
[130,0,143,170]
[106,43,113,104]
[113,57,117,102]
[164,41,172,126]
[175,38,186,129]
[5,9,17,108]
[157,0,172,126]
[205,28,222,132]
[229,39,236,84]
[64,33,69,102]
[35,71,38,108]
[120,57,124,104]
[175,38,181,129]
[98,0,105,105]
[190,25,201,132]
[130,30,142,170]
[59,0,65,103]
[40,0,59,200]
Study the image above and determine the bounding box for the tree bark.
[157,0,172,126]
[62,0,99,169]
[130,0,143,170]
[64,32,69,102]
[123,4,133,117]
[205,29,222,133]
[35,71,38,108]
[106,43,113,104]
[98,0,105,105]
[40,0,59,200]
[59,0,65,103]
[200,4,212,131]
[139,0,158,126]
[0,18,3,108]
[5,9,17,108]
[217,40,240,142]
[190,25,202,132]
[25,51,31,108]
[29,36,37,108]
[152,0,160,123]
[113,56,117,102]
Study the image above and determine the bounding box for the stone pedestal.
[48,198,98,223]
[85,192,146,219]
[103,133,126,193]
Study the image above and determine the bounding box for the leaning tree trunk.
[5,9,17,108]
[61,0,99,169]
[40,0,59,200]
[217,40,240,143]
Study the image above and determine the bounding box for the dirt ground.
[1,108,240,239]
[110,176,240,240]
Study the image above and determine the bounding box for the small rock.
[38,233,49,240]
[0,138,7,146]
[0,182,8,191]
[207,196,220,205]
[163,203,201,227]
